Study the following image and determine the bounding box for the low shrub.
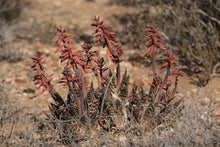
[31,16,190,145]
[0,0,27,22]
[0,0,28,62]
[111,0,220,86]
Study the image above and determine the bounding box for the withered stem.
[155,63,170,102]
[48,82,65,107]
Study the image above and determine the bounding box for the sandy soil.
[0,0,219,120]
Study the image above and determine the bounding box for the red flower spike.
[110,43,126,66]
[142,26,162,77]
[94,58,108,83]
[159,51,178,70]
[31,55,53,94]
[155,50,182,102]
[59,67,75,88]
[80,42,96,66]
[141,48,151,57]
[54,25,87,78]
[55,44,64,53]
[79,67,87,78]
[91,16,116,60]
[58,46,86,78]
[170,66,189,80]
[94,58,108,71]
[142,25,166,58]
[60,46,78,64]
[54,25,73,53]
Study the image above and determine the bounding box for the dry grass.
[0,85,219,146]
[111,0,220,86]
[0,0,219,146]
[0,0,28,62]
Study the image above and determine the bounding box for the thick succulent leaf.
[98,105,115,131]
[88,98,100,122]
[66,103,79,118]
[118,70,129,102]
[49,103,63,119]
[108,70,117,94]
[86,82,95,107]
[128,85,139,105]
[153,96,185,128]
[154,97,168,116]
[139,88,151,106]
[143,102,155,119]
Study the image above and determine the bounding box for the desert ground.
[0,0,219,146]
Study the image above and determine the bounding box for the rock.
[53,1,62,8]
[15,78,26,83]
[200,97,211,105]
[191,88,197,93]
[5,78,12,83]
[23,88,36,94]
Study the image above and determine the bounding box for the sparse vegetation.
[111,0,220,86]
[0,85,219,146]
[0,0,219,146]
[0,0,27,22]
[29,16,217,146]
[0,0,28,62]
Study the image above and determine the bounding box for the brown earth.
[0,0,219,121]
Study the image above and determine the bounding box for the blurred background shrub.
[0,0,29,62]
[0,0,27,22]
[111,0,220,86]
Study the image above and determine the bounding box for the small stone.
[133,79,144,90]
[5,78,12,83]
[191,88,197,93]
[100,50,106,56]
[121,61,132,68]
[41,48,51,55]
[54,1,62,8]
[23,88,36,93]
[214,99,220,105]
[15,78,26,83]
[214,109,220,116]
[200,97,210,105]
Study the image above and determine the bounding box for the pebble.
[200,97,211,105]
[5,78,13,83]
[54,1,62,8]
[191,88,197,93]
